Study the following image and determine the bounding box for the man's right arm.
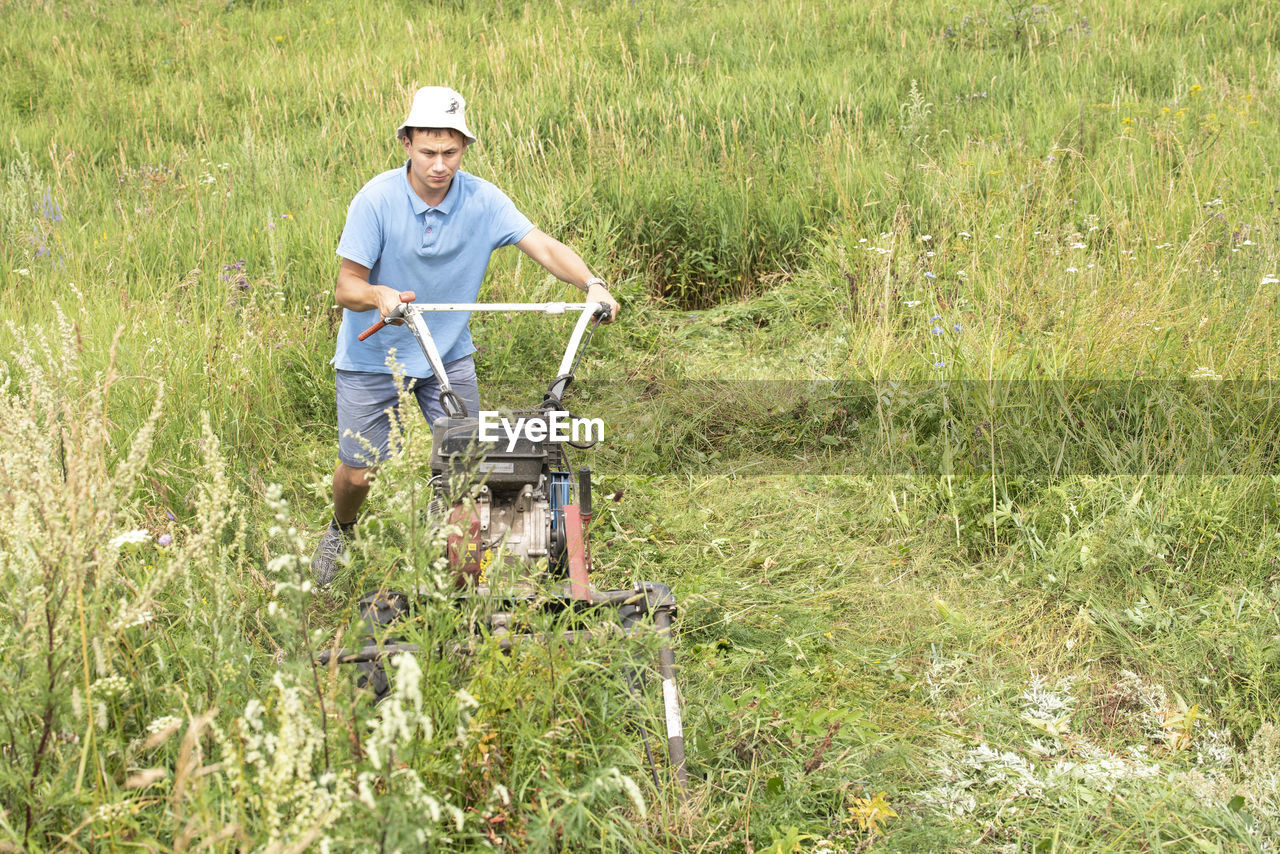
[335,258,415,318]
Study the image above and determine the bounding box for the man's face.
[402,129,465,197]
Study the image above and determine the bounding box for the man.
[311,86,619,584]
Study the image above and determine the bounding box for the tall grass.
[2,0,1280,849]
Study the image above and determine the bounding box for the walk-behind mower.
[317,300,688,798]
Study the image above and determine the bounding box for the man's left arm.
[516,229,619,322]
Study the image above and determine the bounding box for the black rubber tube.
[578,466,592,517]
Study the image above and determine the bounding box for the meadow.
[2,0,1280,849]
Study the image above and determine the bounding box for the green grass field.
[3,0,1280,850]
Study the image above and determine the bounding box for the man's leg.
[313,361,481,583]
[312,371,405,584]
[333,462,372,525]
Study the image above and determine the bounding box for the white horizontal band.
[407,302,603,314]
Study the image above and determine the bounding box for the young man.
[312,86,619,584]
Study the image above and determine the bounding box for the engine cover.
[431,415,546,491]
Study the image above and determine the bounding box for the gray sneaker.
[311,525,348,586]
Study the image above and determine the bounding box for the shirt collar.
[402,161,461,215]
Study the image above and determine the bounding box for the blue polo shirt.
[332,164,535,375]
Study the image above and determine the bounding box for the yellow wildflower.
[847,791,898,836]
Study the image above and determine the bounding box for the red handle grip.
[357,319,386,341]
[358,301,410,340]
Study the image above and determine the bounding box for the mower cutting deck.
[316,301,688,798]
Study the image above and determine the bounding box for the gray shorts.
[335,356,481,468]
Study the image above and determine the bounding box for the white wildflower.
[93,801,130,823]
[617,771,648,819]
[366,653,431,771]
[396,653,425,716]
[584,768,647,819]
[267,554,300,575]
[93,675,131,701]
[108,529,151,549]
[147,714,182,735]
[1190,366,1223,381]
[109,597,156,631]
[356,771,378,810]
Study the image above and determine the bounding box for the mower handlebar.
[358,302,607,411]
[358,302,609,341]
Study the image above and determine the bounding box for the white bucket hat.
[396,86,477,145]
